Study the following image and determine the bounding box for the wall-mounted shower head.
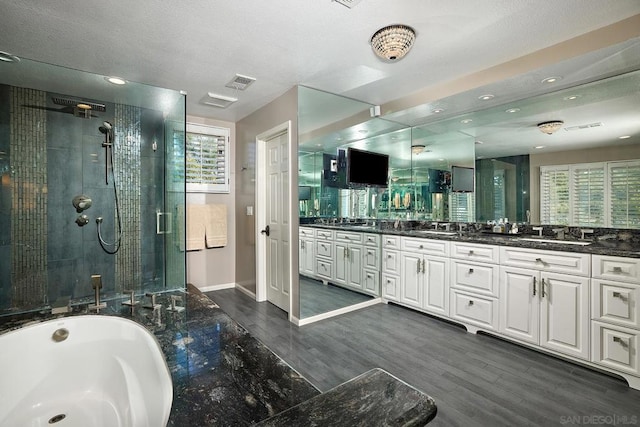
[99,121,113,135]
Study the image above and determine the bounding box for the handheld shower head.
[99,121,113,135]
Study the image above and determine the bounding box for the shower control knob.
[75,214,90,227]
[72,195,92,212]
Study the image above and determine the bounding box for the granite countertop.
[256,368,437,427]
[302,223,640,258]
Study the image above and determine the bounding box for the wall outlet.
[246,206,253,216]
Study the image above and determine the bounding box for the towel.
[205,204,227,248]
[186,204,207,251]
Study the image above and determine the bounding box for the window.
[450,192,475,222]
[185,123,229,193]
[540,160,640,228]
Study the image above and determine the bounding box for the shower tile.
[46,111,82,149]
[0,245,11,310]
[47,258,84,301]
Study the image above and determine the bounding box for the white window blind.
[540,166,570,225]
[185,123,229,193]
[571,163,605,227]
[609,160,640,228]
[450,192,475,222]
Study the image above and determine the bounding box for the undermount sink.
[517,238,592,246]
[346,225,377,230]
[413,230,457,236]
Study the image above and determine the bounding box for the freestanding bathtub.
[0,315,173,427]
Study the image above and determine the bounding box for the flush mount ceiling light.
[0,51,20,63]
[202,92,238,108]
[541,76,563,84]
[370,24,416,62]
[537,120,564,135]
[411,144,426,155]
[105,76,126,85]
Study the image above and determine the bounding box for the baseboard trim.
[295,298,382,326]
[235,284,257,299]
[197,283,236,293]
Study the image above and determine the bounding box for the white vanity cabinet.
[400,237,449,316]
[382,235,401,301]
[299,227,315,277]
[449,242,500,331]
[499,247,591,360]
[591,255,640,384]
[362,233,381,295]
[314,229,334,281]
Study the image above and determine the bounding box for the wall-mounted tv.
[346,148,389,187]
[451,166,475,192]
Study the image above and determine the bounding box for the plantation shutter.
[609,160,640,229]
[185,123,230,193]
[540,166,570,225]
[450,192,475,222]
[571,163,605,227]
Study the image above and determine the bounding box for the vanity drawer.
[382,274,399,301]
[450,289,498,330]
[315,229,334,240]
[451,242,499,264]
[335,231,363,244]
[363,246,380,270]
[299,227,315,238]
[592,279,640,329]
[592,255,640,284]
[591,321,639,376]
[382,235,401,250]
[500,247,590,277]
[382,249,400,275]
[451,261,498,297]
[401,237,449,257]
[315,240,333,258]
[363,233,380,247]
[315,259,333,280]
[363,270,380,295]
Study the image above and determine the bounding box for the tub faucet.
[88,274,107,311]
[532,226,543,237]
[143,292,161,310]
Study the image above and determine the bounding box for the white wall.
[185,115,237,291]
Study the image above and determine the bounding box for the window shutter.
[540,166,569,225]
[609,161,640,229]
[571,163,604,227]
[185,123,230,193]
[450,192,475,222]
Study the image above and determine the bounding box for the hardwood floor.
[207,289,640,426]
[300,276,373,318]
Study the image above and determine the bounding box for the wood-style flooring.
[206,289,640,426]
[300,276,373,318]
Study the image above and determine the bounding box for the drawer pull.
[535,258,543,263]
[468,300,474,306]
[387,279,391,283]
[612,291,628,301]
[533,277,537,296]
[388,254,392,258]
[419,245,424,249]
[368,251,373,255]
[613,337,629,348]
[468,268,474,274]
[611,266,623,273]
[469,250,474,255]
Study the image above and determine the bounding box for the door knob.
[260,225,270,236]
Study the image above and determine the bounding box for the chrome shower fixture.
[72,195,92,212]
[99,121,113,146]
[99,121,114,185]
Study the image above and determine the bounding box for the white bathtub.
[0,315,173,427]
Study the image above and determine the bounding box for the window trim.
[185,123,230,194]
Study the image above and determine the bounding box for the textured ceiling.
[1,0,639,122]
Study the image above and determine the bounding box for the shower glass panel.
[0,56,186,316]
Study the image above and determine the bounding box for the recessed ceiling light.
[105,76,126,85]
[478,94,494,101]
[438,158,445,162]
[534,145,545,149]
[432,108,444,114]
[563,95,581,101]
[358,129,368,134]
[618,135,631,139]
[505,108,520,113]
[460,119,473,124]
[475,140,483,145]
[542,76,562,84]
[0,51,20,63]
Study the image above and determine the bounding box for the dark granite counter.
[302,223,640,258]
[256,368,437,427]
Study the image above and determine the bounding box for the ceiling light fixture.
[105,76,126,85]
[478,94,495,101]
[505,108,520,113]
[370,24,416,62]
[534,145,545,149]
[0,51,20,63]
[563,95,581,101]
[202,92,238,108]
[411,145,425,155]
[460,119,473,124]
[432,108,444,114]
[537,120,564,135]
[542,76,562,84]
[619,135,631,139]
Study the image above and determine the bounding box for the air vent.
[564,122,603,131]
[201,93,237,108]
[225,74,256,91]
[333,0,364,8]
[51,97,106,112]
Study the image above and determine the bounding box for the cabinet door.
[539,272,590,360]
[423,256,449,317]
[499,266,539,345]
[300,238,315,276]
[363,246,380,270]
[363,269,380,295]
[401,253,423,309]
[382,274,399,301]
[334,242,348,286]
[347,244,363,290]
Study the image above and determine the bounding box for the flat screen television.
[346,148,389,187]
[298,186,311,200]
[451,166,475,192]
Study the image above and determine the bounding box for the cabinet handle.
[541,278,546,298]
[368,251,373,255]
[469,250,474,256]
[612,291,628,301]
[388,254,392,258]
[535,258,543,263]
[468,268,474,274]
[612,266,623,273]
[533,277,537,296]
[419,245,424,249]
[417,259,421,273]
[469,300,474,306]
[421,259,426,273]
[613,336,629,348]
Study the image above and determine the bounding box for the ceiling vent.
[333,0,364,8]
[202,93,237,108]
[225,74,256,91]
[564,122,604,131]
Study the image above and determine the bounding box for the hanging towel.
[205,204,227,248]
[186,204,207,251]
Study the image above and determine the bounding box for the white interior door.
[263,132,290,312]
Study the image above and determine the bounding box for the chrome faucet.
[552,227,569,240]
[432,221,439,230]
[88,274,107,311]
[532,226,543,237]
[441,223,451,231]
[580,228,594,240]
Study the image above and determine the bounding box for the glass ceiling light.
[370,24,416,62]
[411,144,425,155]
[537,120,564,135]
